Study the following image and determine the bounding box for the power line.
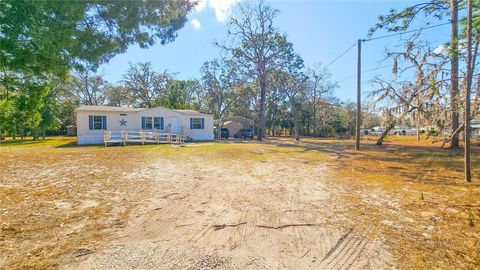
[337,64,391,84]
[324,42,357,69]
[363,22,450,42]
[323,22,449,70]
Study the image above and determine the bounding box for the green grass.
[0,136,77,147]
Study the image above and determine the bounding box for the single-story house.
[76,105,214,145]
[217,116,254,138]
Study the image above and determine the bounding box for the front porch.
[103,131,186,146]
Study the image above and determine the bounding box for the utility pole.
[355,39,362,150]
[465,0,472,182]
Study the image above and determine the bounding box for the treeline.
[41,60,379,139]
[0,1,380,140]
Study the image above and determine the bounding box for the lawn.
[0,136,479,269]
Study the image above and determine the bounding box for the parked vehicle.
[370,129,384,135]
[392,128,417,135]
[234,128,254,139]
[214,128,229,139]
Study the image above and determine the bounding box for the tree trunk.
[270,107,276,136]
[376,123,395,145]
[295,119,300,141]
[464,0,473,182]
[416,113,421,141]
[293,107,300,141]
[450,0,460,148]
[257,73,266,141]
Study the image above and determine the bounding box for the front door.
[170,117,180,133]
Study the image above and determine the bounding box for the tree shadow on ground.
[0,139,46,147]
[264,137,480,187]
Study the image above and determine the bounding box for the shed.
[218,116,255,137]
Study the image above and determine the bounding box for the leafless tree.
[306,64,337,137]
[71,69,107,106]
[219,0,299,140]
[370,42,445,145]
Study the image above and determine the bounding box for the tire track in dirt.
[134,181,216,246]
[316,228,371,270]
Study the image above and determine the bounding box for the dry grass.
[303,137,480,269]
[1,136,479,269]
[1,138,159,269]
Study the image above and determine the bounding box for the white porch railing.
[104,131,186,146]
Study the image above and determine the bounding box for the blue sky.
[100,0,450,102]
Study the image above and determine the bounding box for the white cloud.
[191,0,241,22]
[191,18,201,30]
[433,44,448,56]
[209,0,240,22]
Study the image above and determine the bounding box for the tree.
[450,0,460,148]
[71,70,107,106]
[38,89,61,139]
[370,42,444,145]
[305,65,337,137]
[284,74,307,141]
[464,0,473,181]
[106,85,132,107]
[161,80,199,110]
[0,98,14,140]
[122,62,172,108]
[221,0,299,140]
[267,72,288,136]
[200,59,238,123]
[0,1,193,77]
[12,83,50,140]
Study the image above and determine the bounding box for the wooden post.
[355,39,362,150]
[465,0,472,182]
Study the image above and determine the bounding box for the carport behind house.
[218,116,255,138]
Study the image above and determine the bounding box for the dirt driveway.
[64,143,392,269]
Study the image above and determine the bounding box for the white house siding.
[184,114,214,140]
[472,120,480,137]
[76,106,213,144]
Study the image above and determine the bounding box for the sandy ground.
[63,145,392,270]
[2,137,479,269]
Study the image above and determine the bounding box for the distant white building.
[472,119,480,137]
[76,105,214,145]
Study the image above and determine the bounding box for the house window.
[145,117,153,129]
[154,117,164,129]
[142,116,164,130]
[89,115,107,130]
[190,118,204,129]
